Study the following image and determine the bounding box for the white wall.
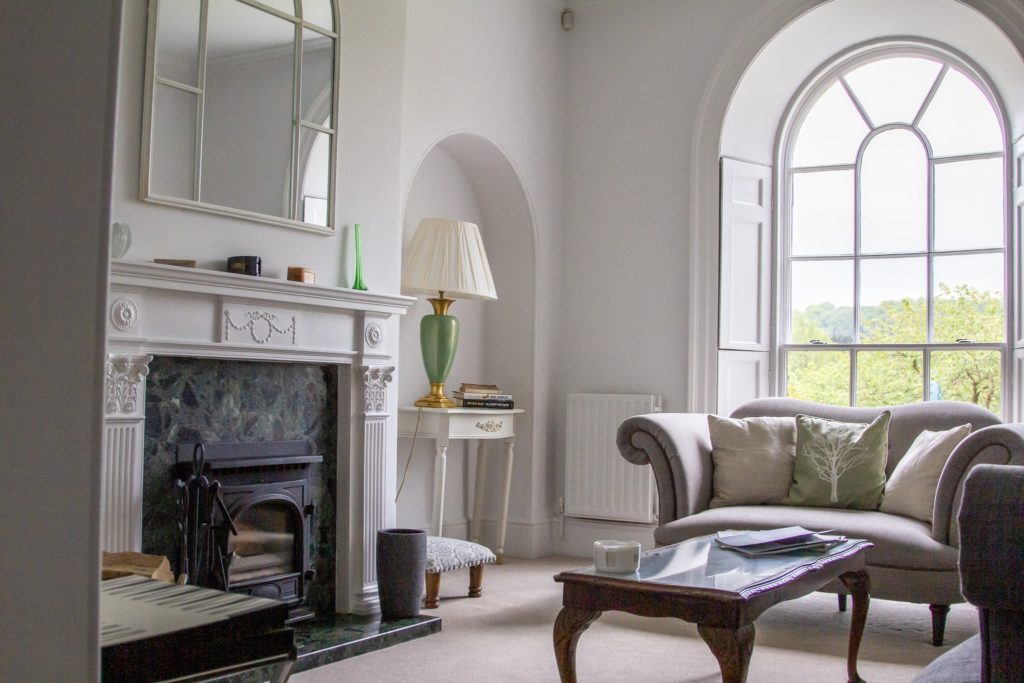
[400,0,565,557]
[0,2,120,679]
[560,0,755,412]
[555,0,761,551]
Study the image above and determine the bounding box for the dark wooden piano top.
[101,575,294,682]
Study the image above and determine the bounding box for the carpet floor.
[294,555,976,682]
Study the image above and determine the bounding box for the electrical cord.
[395,406,422,502]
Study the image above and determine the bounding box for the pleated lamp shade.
[401,218,497,300]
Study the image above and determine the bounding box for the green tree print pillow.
[785,411,891,509]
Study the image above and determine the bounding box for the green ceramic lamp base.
[418,295,459,408]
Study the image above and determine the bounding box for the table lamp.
[401,218,497,407]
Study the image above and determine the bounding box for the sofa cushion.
[880,424,971,523]
[707,415,795,508]
[652,505,959,571]
[785,412,890,509]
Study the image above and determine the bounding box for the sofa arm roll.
[958,464,1024,609]
[932,423,1024,547]
[616,413,713,524]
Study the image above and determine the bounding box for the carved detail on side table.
[475,420,503,433]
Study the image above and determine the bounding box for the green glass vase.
[352,223,368,291]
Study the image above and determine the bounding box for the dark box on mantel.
[227,255,262,276]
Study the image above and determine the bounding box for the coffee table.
[553,534,873,683]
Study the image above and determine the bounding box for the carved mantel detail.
[110,297,139,331]
[224,310,297,345]
[365,321,384,349]
[105,354,153,416]
[362,366,395,414]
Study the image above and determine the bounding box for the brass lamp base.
[415,382,456,408]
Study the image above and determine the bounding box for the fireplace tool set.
[176,443,238,588]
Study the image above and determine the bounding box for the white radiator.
[564,393,661,523]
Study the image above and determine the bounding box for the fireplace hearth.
[175,440,323,621]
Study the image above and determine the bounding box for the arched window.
[779,45,1008,412]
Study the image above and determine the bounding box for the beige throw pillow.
[879,424,971,523]
[707,415,796,508]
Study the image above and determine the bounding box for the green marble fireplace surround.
[142,357,339,615]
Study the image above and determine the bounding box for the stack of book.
[453,383,514,409]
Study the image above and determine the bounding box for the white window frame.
[774,41,1013,416]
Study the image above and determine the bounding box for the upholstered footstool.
[423,536,496,609]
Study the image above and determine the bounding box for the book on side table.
[455,382,514,408]
[715,526,847,556]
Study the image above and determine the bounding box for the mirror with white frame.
[142,0,339,233]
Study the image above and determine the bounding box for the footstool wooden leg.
[469,565,484,598]
[424,572,441,609]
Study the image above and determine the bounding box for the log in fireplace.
[174,440,322,622]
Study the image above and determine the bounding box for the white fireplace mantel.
[102,259,414,615]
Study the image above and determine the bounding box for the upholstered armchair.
[914,463,1024,682]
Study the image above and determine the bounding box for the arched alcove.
[398,132,537,545]
[687,0,1024,411]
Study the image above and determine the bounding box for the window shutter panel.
[718,157,773,414]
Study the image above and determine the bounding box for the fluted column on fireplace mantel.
[101,353,153,551]
[337,363,395,614]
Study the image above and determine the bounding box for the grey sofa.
[616,398,1024,645]
[914,464,1024,682]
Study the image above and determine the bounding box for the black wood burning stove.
[175,440,322,622]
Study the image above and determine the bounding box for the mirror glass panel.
[144,0,338,233]
[299,127,331,225]
[156,0,200,86]
[202,0,295,218]
[151,85,198,198]
[303,0,333,30]
[301,28,333,127]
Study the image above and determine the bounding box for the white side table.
[398,406,524,563]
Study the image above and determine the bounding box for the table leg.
[471,440,488,544]
[496,436,514,564]
[431,442,448,537]
[553,607,601,683]
[697,623,755,683]
[840,569,870,683]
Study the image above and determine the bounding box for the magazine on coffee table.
[715,526,847,556]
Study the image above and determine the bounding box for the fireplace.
[174,440,322,621]
[102,259,413,616]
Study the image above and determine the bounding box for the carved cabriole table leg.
[840,569,871,683]
[553,607,601,683]
[697,623,755,683]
